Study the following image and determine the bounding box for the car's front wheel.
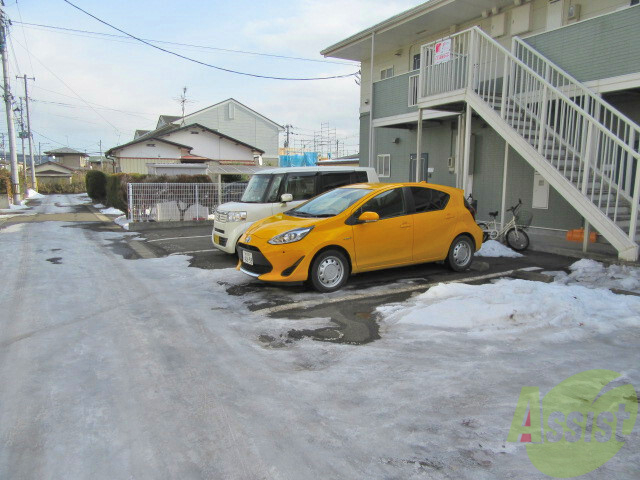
[309,250,350,292]
[446,235,474,272]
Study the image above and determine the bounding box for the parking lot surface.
[1,195,638,480]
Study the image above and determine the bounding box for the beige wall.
[38,176,72,185]
[55,155,87,169]
[118,158,178,174]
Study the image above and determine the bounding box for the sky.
[1,0,426,157]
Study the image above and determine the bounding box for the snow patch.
[114,215,130,230]
[475,240,523,258]
[100,207,124,215]
[0,223,25,233]
[378,278,640,341]
[26,189,45,199]
[94,203,106,209]
[546,259,640,294]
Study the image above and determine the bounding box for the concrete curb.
[85,204,115,223]
[128,220,214,232]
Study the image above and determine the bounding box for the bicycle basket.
[515,208,533,228]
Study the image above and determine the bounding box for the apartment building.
[322,0,640,260]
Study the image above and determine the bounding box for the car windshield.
[241,175,273,203]
[289,187,371,218]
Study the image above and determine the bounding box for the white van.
[212,166,379,254]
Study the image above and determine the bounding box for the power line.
[31,96,156,119]
[62,0,359,82]
[14,1,34,76]
[31,84,156,118]
[10,33,121,134]
[13,20,357,66]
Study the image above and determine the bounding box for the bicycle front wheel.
[506,228,529,251]
[477,222,490,242]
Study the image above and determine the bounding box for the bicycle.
[477,199,531,251]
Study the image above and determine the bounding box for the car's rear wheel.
[446,235,474,272]
[309,250,349,292]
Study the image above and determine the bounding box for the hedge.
[0,169,11,196]
[85,170,107,202]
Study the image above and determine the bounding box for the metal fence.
[127,182,247,222]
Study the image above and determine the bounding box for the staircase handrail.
[513,36,640,149]
[472,27,639,162]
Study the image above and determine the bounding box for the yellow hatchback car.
[236,182,483,292]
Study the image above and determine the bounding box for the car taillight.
[464,198,476,220]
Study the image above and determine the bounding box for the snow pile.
[8,201,29,210]
[475,239,523,258]
[114,215,130,230]
[26,189,45,199]
[100,207,124,215]
[547,259,640,294]
[94,203,106,208]
[378,278,640,340]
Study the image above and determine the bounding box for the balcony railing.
[408,74,419,107]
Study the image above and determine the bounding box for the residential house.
[322,0,640,261]
[105,123,265,174]
[29,161,76,185]
[117,98,283,167]
[43,148,89,169]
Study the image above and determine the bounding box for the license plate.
[242,250,254,265]
[214,234,220,244]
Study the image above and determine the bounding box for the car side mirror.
[280,193,293,203]
[358,211,379,223]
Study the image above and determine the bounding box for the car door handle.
[400,223,411,228]
[445,214,455,219]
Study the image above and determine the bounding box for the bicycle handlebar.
[507,199,523,213]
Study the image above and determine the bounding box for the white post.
[456,115,464,189]
[195,184,199,220]
[128,183,133,221]
[500,142,509,229]
[536,64,550,155]
[500,56,509,119]
[629,153,640,245]
[462,103,473,194]
[467,29,477,92]
[581,121,594,195]
[368,31,376,167]
[416,108,423,182]
[217,173,222,207]
[583,220,590,253]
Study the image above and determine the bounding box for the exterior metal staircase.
[417,27,640,261]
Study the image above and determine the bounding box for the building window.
[380,67,394,80]
[412,54,421,71]
[190,131,199,134]
[376,154,390,178]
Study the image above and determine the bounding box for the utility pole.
[284,124,292,149]
[18,74,36,190]
[17,97,26,185]
[98,139,102,169]
[0,6,20,203]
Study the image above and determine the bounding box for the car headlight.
[225,211,247,222]
[268,226,314,245]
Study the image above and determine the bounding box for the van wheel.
[309,250,349,292]
[446,235,474,272]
